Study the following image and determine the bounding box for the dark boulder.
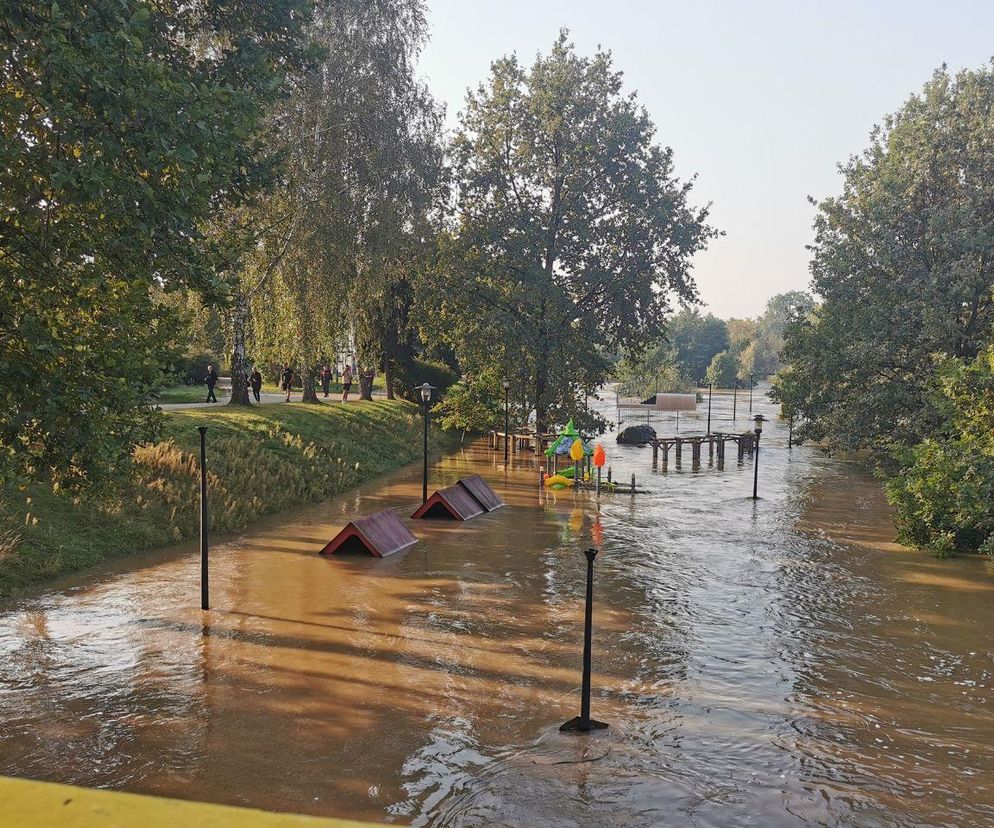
[616,424,656,445]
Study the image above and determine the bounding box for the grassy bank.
[0,401,431,597]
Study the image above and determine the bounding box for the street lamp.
[708,382,714,435]
[732,379,738,421]
[416,382,436,504]
[502,379,511,467]
[752,414,764,499]
[749,373,754,413]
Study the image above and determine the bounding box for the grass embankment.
[0,401,429,597]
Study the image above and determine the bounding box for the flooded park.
[1,388,993,827]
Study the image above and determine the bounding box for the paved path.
[157,389,388,411]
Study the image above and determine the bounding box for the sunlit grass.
[0,401,431,597]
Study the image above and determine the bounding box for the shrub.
[392,357,459,402]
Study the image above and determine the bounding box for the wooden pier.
[649,432,756,470]
[488,429,556,453]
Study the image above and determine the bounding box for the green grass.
[153,385,217,404]
[0,400,433,597]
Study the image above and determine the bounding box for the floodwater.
[2,388,994,827]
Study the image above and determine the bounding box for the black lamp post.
[752,414,764,499]
[416,382,436,504]
[749,373,754,413]
[502,378,511,467]
[732,380,738,421]
[197,426,209,611]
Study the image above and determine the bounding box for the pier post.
[692,440,701,468]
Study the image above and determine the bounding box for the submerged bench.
[411,475,506,521]
[319,510,417,557]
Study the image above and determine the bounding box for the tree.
[614,342,691,399]
[773,64,994,450]
[425,32,716,433]
[0,0,311,485]
[886,345,994,555]
[668,309,729,383]
[244,0,445,405]
[705,350,737,387]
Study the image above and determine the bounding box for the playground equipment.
[319,510,417,557]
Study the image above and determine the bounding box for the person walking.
[281,364,294,402]
[204,365,218,403]
[341,364,353,403]
[250,367,263,403]
[320,365,332,398]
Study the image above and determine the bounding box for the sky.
[417,0,994,318]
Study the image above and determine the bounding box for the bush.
[392,357,459,402]
[169,352,222,386]
[433,380,501,438]
[885,347,994,556]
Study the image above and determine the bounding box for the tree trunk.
[301,366,320,403]
[384,358,394,400]
[228,290,251,405]
[359,368,374,401]
[534,359,548,436]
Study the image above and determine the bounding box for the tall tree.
[774,64,994,450]
[244,0,445,405]
[668,309,729,384]
[0,0,310,484]
[425,32,716,432]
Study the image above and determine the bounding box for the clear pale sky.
[418,0,994,318]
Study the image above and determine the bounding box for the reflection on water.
[2,388,993,827]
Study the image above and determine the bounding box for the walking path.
[157,389,388,411]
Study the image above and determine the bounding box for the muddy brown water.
[2,390,993,827]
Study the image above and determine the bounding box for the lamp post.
[732,380,738,422]
[197,426,209,611]
[416,382,436,504]
[502,379,511,467]
[749,373,754,413]
[708,382,714,434]
[752,414,764,499]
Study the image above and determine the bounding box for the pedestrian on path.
[341,364,353,403]
[281,364,294,402]
[250,368,262,403]
[205,365,218,403]
[321,365,332,398]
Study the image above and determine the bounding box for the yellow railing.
[0,776,381,827]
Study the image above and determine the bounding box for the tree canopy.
[773,65,994,450]
[421,32,716,432]
[0,0,311,485]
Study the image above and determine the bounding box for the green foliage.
[168,353,221,387]
[245,0,445,402]
[421,31,716,433]
[433,381,502,436]
[668,309,729,383]
[773,64,994,451]
[392,358,459,403]
[886,347,994,555]
[705,350,738,387]
[614,344,691,398]
[0,0,311,486]
[0,401,429,596]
